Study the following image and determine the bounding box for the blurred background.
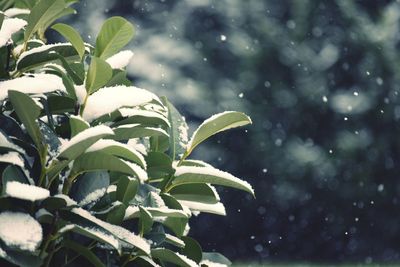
[61,0,400,265]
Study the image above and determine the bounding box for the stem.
[38,145,48,187]
[62,241,97,267]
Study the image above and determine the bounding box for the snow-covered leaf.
[181,236,203,264]
[87,139,147,168]
[71,152,148,182]
[82,85,157,122]
[116,175,138,205]
[0,212,42,252]
[171,166,254,196]
[178,200,226,216]
[70,171,109,206]
[201,252,231,266]
[151,248,198,267]
[114,108,170,128]
[113,124,168,141]
[0,18,27,47]
[5,181,49,201]
[69,115,89,137]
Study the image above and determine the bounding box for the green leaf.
[58,224,120,252]
[70,171,109,205]
[17,43,80,72]
[171,165,254,196]
[62,239,106,267]
[181,236,203,264]
[151,248,197,267]
[69,116,89,137]
[71,152,147,181]
[139,206,153,235]
[51,22,85,59]
[89,140,146,168]
[44,65,77,99]
[145,152,174,180]
[85,56,112,94]
[116,175,138,205]
[169,184,219,204]
[94,16,135,59]
[47,126,113,180]
[8,90,44,151]
[202,252,232,266]
[24,0,65,42]
[184,111,252,159]
[105,69,131,87]
[105,202,126,225]
[2,165,29,188]
[162,97,189,160]
[0,244,42,267]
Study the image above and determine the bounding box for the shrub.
[0,0,253,266]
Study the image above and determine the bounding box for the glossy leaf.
[94,16,135,59]
[85,56,112,94]
[184,111,252,158]
[51,22,85,59]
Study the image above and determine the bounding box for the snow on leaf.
[0,74,65,101]
[4,8,30,17]
[0,18,27,47]
[0,151,24,167]
[106,50,134,69]
[178,200,226,216]
[200,259,228,267]
[0,212,42,252]
[78,188,106,206]
[173,165,254,196]
[82,85,157,122]
[58,125,114,156]
[71,207,150,254]
[5,181,50,201]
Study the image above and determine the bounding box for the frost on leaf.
[0,212,42,251]
[5,181,50,201]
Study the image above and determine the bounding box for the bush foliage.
[0,0,252,266]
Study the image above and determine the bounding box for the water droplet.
[220,34,227,41]
[262,168,268,173]
[366,71,370,76]
[355,217,359,222]
[344,117,348,121]
[322,96,328,102]
[238,92,244,98]
[353,91,359,96]
[250,235,255,240]
[329,149,333,154]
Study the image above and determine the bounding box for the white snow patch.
[6,181,49,201]
[53,194,77,206]
[79,188,106,206]
[165,233,185,247]
[0,18,26,47]
[82,86,156,122]
[106,50,133,69]
[122,159,148,182]
[0,73,65,101]
[174,166,254,195]
[4,8,30,17]
[0,151,24,167]
[0,212,42,251]
[58,125,114,155]
[74,85,87,105]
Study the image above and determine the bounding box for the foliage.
[0,0,253,266]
